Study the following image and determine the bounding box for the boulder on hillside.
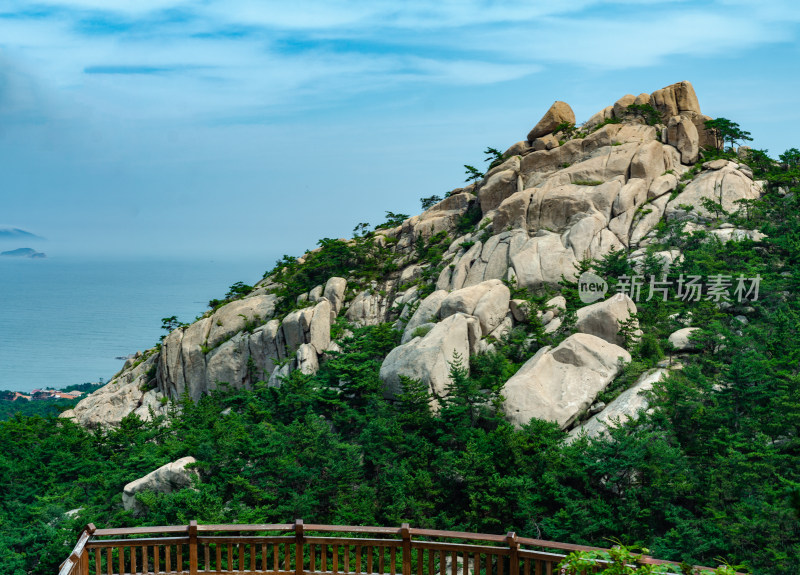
[575,294,637,346]
[122,457,198,515]
[666,165,762,220]
[527,101,575,142]
[380,313,481,399]
[503,333,631,429]
[568,368,667,441]
[668,327,700,351]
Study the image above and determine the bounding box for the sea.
[0,255,270,393]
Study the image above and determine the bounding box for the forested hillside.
[2,84,800,575]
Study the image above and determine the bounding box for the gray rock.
[668,327,700,351]
[122,457,198,515]
[472,281,512,335]
[324,277,348,314]
[403,290,448,344]
[381,313,479,399]
[575,294,637,346]
[568,369,667,441]
[666,115,699,164]
[503,333,631,429]
[527,101,575,141]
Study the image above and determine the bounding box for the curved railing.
[59,521,725,575]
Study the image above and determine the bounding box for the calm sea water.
[0,256,268,392]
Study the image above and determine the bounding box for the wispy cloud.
[0,0,798,124]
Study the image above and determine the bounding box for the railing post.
[401,523,412,575]
[189,520,198,575]
[295,519,305,575]
[506,532,519,575]
[80,524,96,575]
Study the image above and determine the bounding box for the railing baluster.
[378,546,384,575]
[367,547,373,574]
[390,546,396,575]
[240,544,245,572]
[355,546,362,574]
[333,544,339,575]
[438,551,445,575]
[269,543,275,573]
[311,544,316,573]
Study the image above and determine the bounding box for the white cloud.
[0,0,798,124]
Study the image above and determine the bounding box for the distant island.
[0,247,47,258]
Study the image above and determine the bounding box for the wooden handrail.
[58,524,95,575]
[60,521,736,575]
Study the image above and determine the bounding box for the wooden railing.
[58,521,724,575]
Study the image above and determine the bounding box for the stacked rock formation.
[63,81,763,437]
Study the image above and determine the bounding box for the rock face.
[575,295,637,346]
[122,457,198,515]
[503,333,631,429]
[527,101,575,141]
[61,352,168,428]
[568,368,667,441]
[380,313,480,399]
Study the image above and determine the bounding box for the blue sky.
[1,0,799,264]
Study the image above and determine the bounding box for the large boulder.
[380,313,481,399]
[122,457,198,515]
[568,368,667,441]
[439,279,510,335]
[527,101,575,141]
[649,81,701,118]
[472,282,511,335]
[503,333,631,429]
[575,294,637,346]
[668,327,700,351]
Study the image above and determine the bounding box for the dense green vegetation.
[3,141,800,575]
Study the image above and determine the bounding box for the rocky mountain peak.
[63,80,763,437]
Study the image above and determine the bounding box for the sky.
[1,0,799,264]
